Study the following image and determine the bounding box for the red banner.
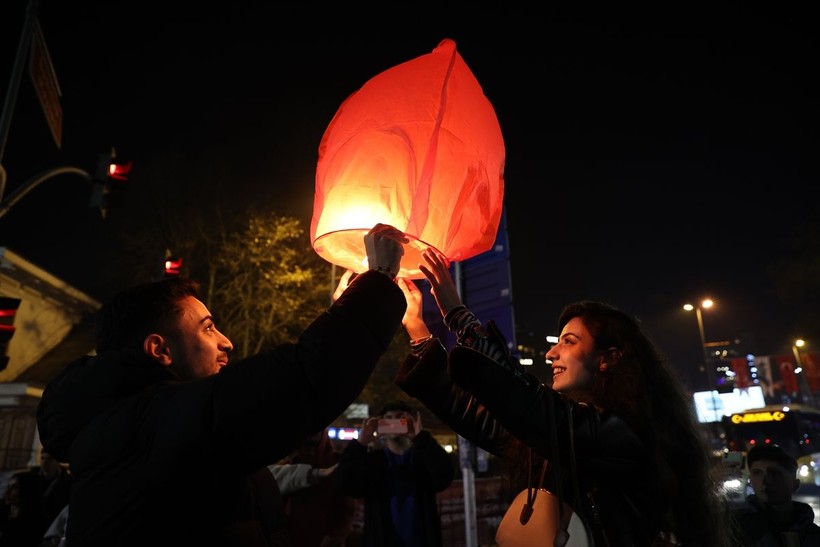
[775,354,799,396]
[800,351,820,392]
[731,357,751,389]
[753,356,775,398]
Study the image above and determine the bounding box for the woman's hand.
[397,278,431,340]
[332,269,356,302]
[419,248,462,318]
[359,417,379,444]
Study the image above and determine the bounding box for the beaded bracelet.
[373,266,397,280]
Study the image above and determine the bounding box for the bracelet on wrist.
[373,266,397,280]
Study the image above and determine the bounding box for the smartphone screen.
[377,418,408,435]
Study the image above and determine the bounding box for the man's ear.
[143,334,172,367]
[599,347,622,372]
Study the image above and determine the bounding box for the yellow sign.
[731,410,786,424]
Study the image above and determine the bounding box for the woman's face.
[545,317,603,392]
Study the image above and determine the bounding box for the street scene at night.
[1,2,819,545]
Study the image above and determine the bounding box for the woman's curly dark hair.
[557,300,731,547]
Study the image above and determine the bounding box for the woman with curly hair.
[394,249,733,546]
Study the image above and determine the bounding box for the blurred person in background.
[731,444,820,546]
[268,428,355,546]
[39,504,68,547]
[30,451,71,534]
[336,400,454,547]
[0,470,48,547]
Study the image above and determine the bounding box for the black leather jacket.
[396,341,670,546]
[37,271,405,547]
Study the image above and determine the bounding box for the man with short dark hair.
[36,223,408,547]
[731,444,820,546]
[337,400,454,547]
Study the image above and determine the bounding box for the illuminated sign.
[730,410,787,424]
[327,427,359,440]
[692,386,766,423]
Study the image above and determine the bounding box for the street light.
[684,299,719,420]
[792,339,816,407]
[683,299,714,377]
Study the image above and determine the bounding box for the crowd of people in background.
[268,428,355,546]
[0,449,71,547]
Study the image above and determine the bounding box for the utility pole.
[454,261,479,547]
[0,0,40,203]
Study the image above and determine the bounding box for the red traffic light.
[164,257,183,277]
[107,160,132,182]
[0,297,21,372]
[0,296,20,340]
[95,148,131,183]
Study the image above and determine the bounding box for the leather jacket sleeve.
[447,346,646,479]
[410,430,456,493]
[395,339,513,457]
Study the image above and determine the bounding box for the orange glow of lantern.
[310,38,505,279]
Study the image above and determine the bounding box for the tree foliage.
[211,215,329,358]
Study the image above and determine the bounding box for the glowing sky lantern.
[310,38,505,279]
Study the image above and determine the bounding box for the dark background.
[1,2,818,387]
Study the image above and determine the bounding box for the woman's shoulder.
[570,402,647,456]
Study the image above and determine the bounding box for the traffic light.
[106,160,132,182]
[0,296,21,372]
[89,147,132,218]
[164,256,183,277]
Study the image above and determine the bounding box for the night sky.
[1,3,818,387]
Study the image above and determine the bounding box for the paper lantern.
[310,38,505,279]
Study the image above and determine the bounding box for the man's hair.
[377,400,415,416]
[747,444,798,475]
[94,277,200,353]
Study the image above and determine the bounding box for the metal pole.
[0,0,40,202]
[454,260,478,547]
[0,166,90,220]
[792,345,816,408]
[696,307,721,421]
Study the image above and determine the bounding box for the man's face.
[4,477,20,505]
[749,458,798,506]
[40,452,61,478]
[165,296,233,380]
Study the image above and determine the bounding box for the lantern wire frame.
[312,228,447,279]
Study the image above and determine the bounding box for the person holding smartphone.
[336,400,455,547]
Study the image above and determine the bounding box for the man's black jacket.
[37,271,404,547]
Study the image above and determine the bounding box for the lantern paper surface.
[311,38,505,279]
